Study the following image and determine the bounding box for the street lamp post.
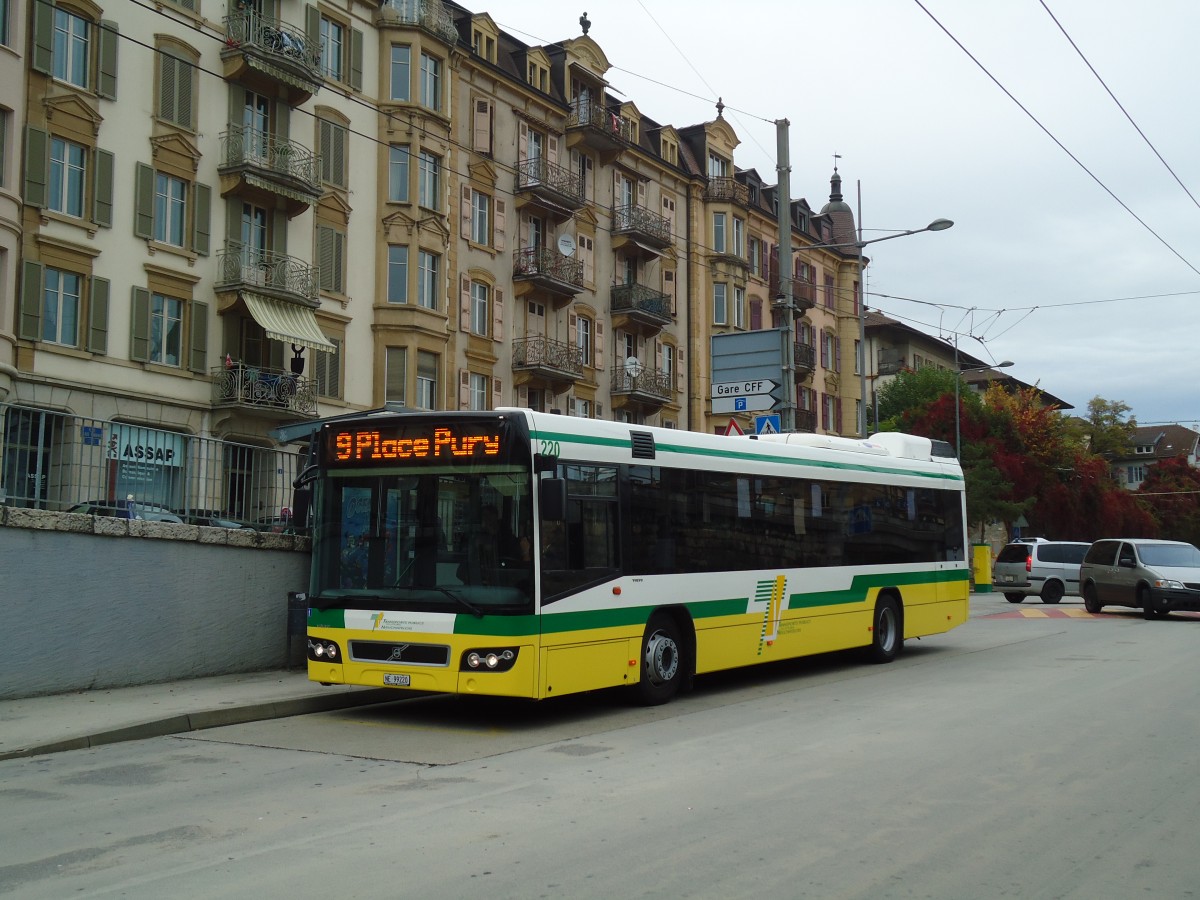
[954,358,1014,458]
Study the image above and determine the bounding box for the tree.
[1081,396,1136,458]
[1138,457,1200,544]
[960,440,1032,541]
[875,366,981,437]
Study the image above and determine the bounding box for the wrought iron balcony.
[211,364,318,418]
[215,242,320,306]
[611,283,672,332]
[219,127,321,214]
[221,11,323,103]
[795,409,817,433]
[878,350,907,376]
[770,276,817,314]
[613,203,672,248]
[512,336,584,382]
[567,99,634,154]
[515,156,585,213]
[377,0,459,44]
[794,342,816,377]
[610,365,673,406]
[512,246,584,300]
[704,176,749,205]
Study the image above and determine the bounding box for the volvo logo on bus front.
[388,644,410,662]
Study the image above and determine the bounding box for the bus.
[301,409,969,705]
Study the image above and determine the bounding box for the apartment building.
[3,0,863,520]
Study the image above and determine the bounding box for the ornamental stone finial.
[580,12,590,35]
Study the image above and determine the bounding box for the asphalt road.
[2,592,1197,899]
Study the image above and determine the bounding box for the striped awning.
[243,292,335,353]
[245,56,321,95]
[243,172,319,205]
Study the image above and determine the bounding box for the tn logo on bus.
[751,575,787,654]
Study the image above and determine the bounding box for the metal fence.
[0,403,304,530]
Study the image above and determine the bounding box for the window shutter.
[31,0,52,74]
[637,179,646,207]
[676,348,684,392]
[305,5,321,52]
[473,100,491,153]
[459,275,471,331]
[19,261,43,341]
[333,124,347,188]
[160,54,178,124]
[568,311,577,347]
[98,21,120,100]
[461,185,472,239]
[88,277,110,354]
[493,288,504,342]
[130,287,151,362]
[350,28,364,91]
[517,121,528,163]
[193,183,211,256]
[547,135,558,166]
[134,163,155,239]
[23,127,48,208]
[494,199,506,252]
[834,337,842,373]
[492,377,502,410]
[594,320,604,370]
[189,300,208,373]
[517,385,528,407]
[93,149,114,228]
[458,369,470,409]
[179,59,195,130]
[568,397,576,416]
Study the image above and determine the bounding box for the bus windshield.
[312,466,534,615]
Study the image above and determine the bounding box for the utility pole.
[775,119,795,432]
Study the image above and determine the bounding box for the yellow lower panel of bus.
[693,608,875,675]
[542,638,639,698]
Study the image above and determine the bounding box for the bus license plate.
[383,674,411,686]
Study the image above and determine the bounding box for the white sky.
[484,0,1200,427]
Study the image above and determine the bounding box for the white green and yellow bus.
[302,409,969,705]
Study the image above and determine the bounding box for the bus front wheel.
[635,614,685,705]
[866,596,903,664]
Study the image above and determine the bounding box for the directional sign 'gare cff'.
[710,380,780,399]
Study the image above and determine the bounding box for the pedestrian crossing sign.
[755,414,781,435]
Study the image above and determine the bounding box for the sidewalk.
[0,670,394,762]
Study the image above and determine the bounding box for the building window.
[319,118,348,189]
[53,7,89,88]
[713,212,726,254]
[157,48,195,129]
[471,189,490,245]
[733,218,745,257]
[390,45,410,101]
[43,268,82,346]
[734,286,745,329]
[854,339,862,376]
[154,172,187,246]
[470,281,489,336]
[824,274,835,309]
[469,372,488,410]
[385,347,406,403]
[419,52,441,111]
[417,250,438,310]
[150,293,184,367]
[319,16,344,81]
[749,238,762,276]
[387,245,408,304]
[418,150,440,209]
[713,283,728,325]
[708,152,729,178]
[576,315,592,365]
[388,145,409,202]
[416,350,438,409]
[49,137,86,218]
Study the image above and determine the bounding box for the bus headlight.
[308,639,341,661]
[461,648,517,672]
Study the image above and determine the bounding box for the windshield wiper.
[427,586,485,619]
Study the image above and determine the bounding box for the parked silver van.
[993,538,1091,604]
[1079,538,1200,619]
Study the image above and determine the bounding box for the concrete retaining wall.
[0,509,310,700]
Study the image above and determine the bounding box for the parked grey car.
[993,539,1091,604]
[1079,538,1200,619]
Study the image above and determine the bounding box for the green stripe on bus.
[532,429,964,483]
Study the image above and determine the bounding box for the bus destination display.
[328,424,504,466]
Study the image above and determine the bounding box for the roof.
[1113,424,1200,462]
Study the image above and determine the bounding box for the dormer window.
[527,61,549,92]
[472,29,496,63]
[660,138,677,165]
[708,152,729,179]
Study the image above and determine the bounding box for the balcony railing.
[216,242,320,304]
[613,203,672,246]
[769,276,817,313]
[704,176,749,205]
[516,156,585,208]
[211,365,317,418]
[219,126,321,194]
[611,283,672,325]
[378,0,459,43]
[567,99,636,144]
[512,336,584,379]
[794,342,816,375]
[795,409,817,433]
[513,246,584,289]
[610,365,673,403]
[223,11,322,80]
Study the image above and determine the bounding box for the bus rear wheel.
[866,596,903,664]
[635,614,684,706]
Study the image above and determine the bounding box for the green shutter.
[334,124,346,188]
[98,20,119,100]
[178,57,194,129]
[189,300,209,373]
[193,183,211,256]
[93,148,114,228]
[350,28,364,91]
[88,277,110,354]
[317,225,333,292]
[305,6,320,55]
[130,287,151,362]
[23,127,48,208]
[159,53,178,124]
[334,230,345,293]
[134,162,155,239]
[19,261,44,341]
[31,0,52,74]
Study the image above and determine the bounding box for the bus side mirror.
[541,477,566,521]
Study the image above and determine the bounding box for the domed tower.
[819,167,857,248]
